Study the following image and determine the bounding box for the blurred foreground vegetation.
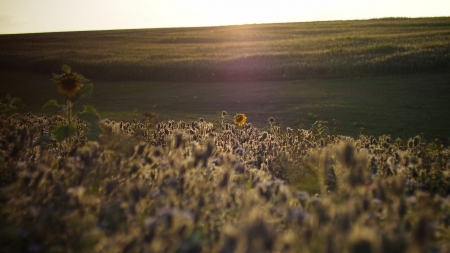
[1,112,450,252]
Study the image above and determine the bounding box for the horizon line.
[1,15,448,36]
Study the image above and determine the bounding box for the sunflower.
[57,72,83,98]
[233,113,247,126]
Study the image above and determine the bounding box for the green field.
[0,17,449,82]
[1,69,449,140]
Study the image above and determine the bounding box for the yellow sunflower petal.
[233,113,247,126]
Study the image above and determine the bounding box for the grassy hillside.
[1,17,449,82]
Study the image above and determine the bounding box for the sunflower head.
[221,110,228,116]
[56,72,83,98]
[268,117,276,123]
[233,113,247,126]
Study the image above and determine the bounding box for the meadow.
[0,17,449,82]
[1,17,450,252]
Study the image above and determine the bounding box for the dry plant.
[1,112,449,253]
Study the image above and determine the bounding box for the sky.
[0,0,449,34]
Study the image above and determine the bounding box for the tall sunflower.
[56,72,83,98]
[234,113,247,126]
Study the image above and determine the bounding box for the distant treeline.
[1,17,449,82]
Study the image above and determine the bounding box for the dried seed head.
[234,147,245,156]
[57,72,83,98]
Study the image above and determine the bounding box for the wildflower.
[268,117,275,123]
[233,113,247,126]
[56,72,83,98]
[221,111,228,116]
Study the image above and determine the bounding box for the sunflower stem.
[67,100,72,125]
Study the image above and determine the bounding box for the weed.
[0,94,25,115]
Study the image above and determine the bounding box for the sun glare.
[176,0,302,27]
[0,0,449,34]
[165,0,450,29]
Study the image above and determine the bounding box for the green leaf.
[78,105,102,141]
[52,122,77,142]
[11,97,21,103]
[5,94,11,102]
[0,103,8,114]
[43,100,63,115]
[52,73,63,81]
[12,97,25,108]
[76,74,91,83]
[77,105,100,125]
[85,124,103,141]
[32,135,52,147]
[77,83,93,99]
[62,64,71,74]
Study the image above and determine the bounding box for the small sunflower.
[268,117,276,123]
[56,72,83,98]
[233,113,247,126]
[221,111,228,116]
